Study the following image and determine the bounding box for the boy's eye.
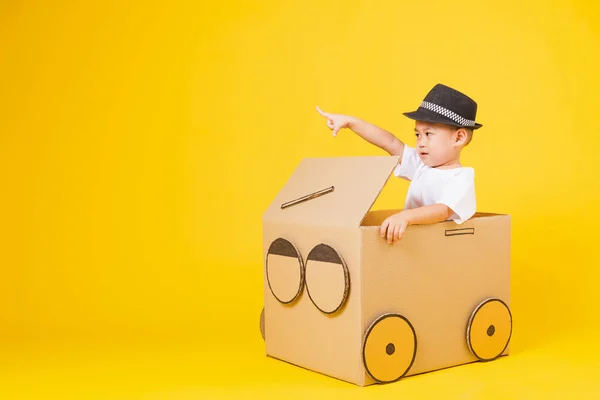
[415,133,420,138]
[426,132,432,137]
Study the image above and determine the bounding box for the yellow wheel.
[266,238,304,304]
[467,299,512,361]
[260,307,265,341]
[362,314,417,383]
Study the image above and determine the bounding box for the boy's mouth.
[420,152,429,156]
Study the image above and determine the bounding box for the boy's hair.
[463,128,473,146]
[450,126,473,147]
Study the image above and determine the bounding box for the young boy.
[316,83,482,244]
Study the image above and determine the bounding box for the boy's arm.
[380,204,453,244]
[400,204,452,225]
[316,106,405,157]
[348,117,405,156]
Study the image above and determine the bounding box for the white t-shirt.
[393,145,476,224]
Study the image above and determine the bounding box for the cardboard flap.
[263,156,399,228]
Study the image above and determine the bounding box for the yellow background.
[1,0,600,398]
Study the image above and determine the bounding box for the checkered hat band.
[420,101,476,127]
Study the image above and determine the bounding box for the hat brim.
[403,108,482,130]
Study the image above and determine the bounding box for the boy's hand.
[316,106,353,137]
[380,211,410,244]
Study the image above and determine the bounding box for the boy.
[316,83,482,244]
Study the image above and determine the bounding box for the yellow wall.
[2,0,599,349]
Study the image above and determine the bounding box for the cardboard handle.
[281,186,335,209]
[445,228,475,237]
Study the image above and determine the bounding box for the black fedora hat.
[403,84,482,129]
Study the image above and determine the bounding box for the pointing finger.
[316,105,330,118]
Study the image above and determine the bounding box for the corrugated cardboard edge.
[355,156,400,228]
[356,160,399,386]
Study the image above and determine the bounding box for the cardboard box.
[261,156,511,386]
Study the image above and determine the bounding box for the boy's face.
[414,121,464,167]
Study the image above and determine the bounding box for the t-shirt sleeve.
[393,145,423,181]
[437,169,476,224]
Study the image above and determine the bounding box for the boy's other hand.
[316,106,353,137]
[380,212,410,244]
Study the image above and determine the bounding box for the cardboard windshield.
[263,156,399,228]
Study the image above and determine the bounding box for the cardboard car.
[260,156,511,386]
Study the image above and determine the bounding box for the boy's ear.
[454,128,468,146]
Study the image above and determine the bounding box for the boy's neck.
[434,156,462,169]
